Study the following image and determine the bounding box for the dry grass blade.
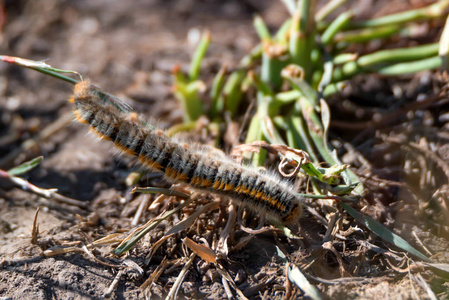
[31,207,40,244]
[145,200,219,263]
[141,257,170,291]
[217,203,236,255]
[166,253,196,300]
[0,168,87,208]
[165,201,219,236]
[146,235,173,265]
[322,212,338,243]
[216,264,248,300]
[242,276,275,299]
[51,193,88,208]
[104,259,143,298]
[307,274,388,285]
[81,245,121,268]
[0,169,58,198]
[222,276,234,300]
[104,269,124,298]
[114,196,194,255]
[413,273,438,300]
[322,241,348,277]
[420,262,449,274]
[131,186,190,198]
[132,194,151,226]
[183,237,217,264]
[283,264,293,300]
[92,233,123,246]
[412,231,433,257]
[359,240,403,262]
[240,225,282,235]
[43,246,85,256]
[287,263,322,300]
[232,235,254,252]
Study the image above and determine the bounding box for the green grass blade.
[340,202,430,261]
[333,54,442,82]
[250,71,274,97]
[261,117,286,144]
[334,25,400,44]
[290,114,319,162]
[321,10,353,45]
[261,50,288,91]
[440,14,449,70]
[275,19,292,42]
[210,65,227,118]
[114,197,193,255]
[289,1,316,79]
[223,70,246,115]
[287,264,322,300]
[7,156,44,176]
[245,114,267,166]
[254,15,272,41]
[240,44,263,68]
[358,43,439,67]
[282,67,319,105]
[349,0,449,29]
[0,55,79,84]
[274,90,302,104]
[377,56,442,75]
[189,31,211,81]
[173,80,204,122]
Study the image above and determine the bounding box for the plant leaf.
[7,156,44,176]
[183,237,216,263]
[340,202,429,261]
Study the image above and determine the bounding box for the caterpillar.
[70,81,303,225]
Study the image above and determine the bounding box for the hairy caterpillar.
[70,81,302,224]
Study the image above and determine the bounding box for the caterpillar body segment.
[72,81,303,224]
